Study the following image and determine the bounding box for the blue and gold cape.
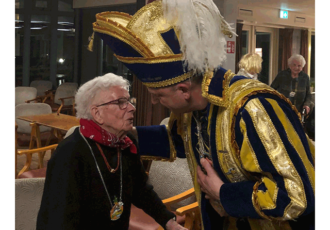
[136,67,315,230]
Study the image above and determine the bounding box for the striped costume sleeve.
[220,96,315,220]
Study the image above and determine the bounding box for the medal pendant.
[110,202,124,221]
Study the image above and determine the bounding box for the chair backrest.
[54,83,78,106]
[148,116,195,210]
[64,125,79,139]
[30,80,53,96]
[15,178,45,230]
[15,103,52,133]
[160,117,169,126]
[148,158,195,210]
[15,87,37,106]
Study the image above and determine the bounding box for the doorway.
[239,25,279,85]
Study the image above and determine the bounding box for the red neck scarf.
[80,119,137,154]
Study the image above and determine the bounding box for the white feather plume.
[162,0,236,73]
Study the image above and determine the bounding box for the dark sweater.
[271,68,313,113]
[37,128,174,230]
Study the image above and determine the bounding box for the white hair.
[288,54,306,67]
[75,73,130,119]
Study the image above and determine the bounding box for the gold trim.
[201,69,235,108]
[245,99,306,220]
[97,11,132,21]
[231,87,303,169]
[252,181,272,220]
[126,0,161,30]
[93,22,154,58]
[143,71,194,88]
[114,53,183,64]
[266,99,315,194]
[93,12,156,57]
[257,177,279,210]
[140,155,172,162]
[166,124,177,162]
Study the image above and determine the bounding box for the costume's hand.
[165,218,188,230]
[197,158,224,201]
[303,105,310,114]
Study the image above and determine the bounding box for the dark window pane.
[30,14,51,82]
[256,32,271,84]
[15,0,24,9]
[57,16,75,82]
[58,0,74,12]
[16,14,24,86]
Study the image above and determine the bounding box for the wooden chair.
[27,82,78,115]
[129,157,200,230]
[45,82,78,115]
[15,103,59,168]
[15,86,38,106]
[30,80,53,96]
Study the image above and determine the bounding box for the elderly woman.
[236,53,263,80]
[271,54,313,114]
[37,73,186,230]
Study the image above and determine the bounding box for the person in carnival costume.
[90,1,315,229]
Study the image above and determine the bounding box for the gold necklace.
[80,130,124,221]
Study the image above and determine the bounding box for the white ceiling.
[238,0,315,16]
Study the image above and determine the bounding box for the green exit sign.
[280,10,288,19]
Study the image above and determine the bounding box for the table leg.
[30,123,43,168]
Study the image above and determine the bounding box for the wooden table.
[17,113,80,168]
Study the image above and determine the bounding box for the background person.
[236,53,263,80]
[271,54,313,114]
[37,73,186,230]
[91,0,315,229]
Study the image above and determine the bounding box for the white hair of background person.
[288,54,306,68]
[75,73,130,120]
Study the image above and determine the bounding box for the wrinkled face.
[148,86,189,115]
[94,86,135,136]
[289,59,303,76]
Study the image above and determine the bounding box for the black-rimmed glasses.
[96,98,133,110]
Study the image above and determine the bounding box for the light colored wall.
[214,0,238,72]
[73,0,136,8]
[237,4,314,29]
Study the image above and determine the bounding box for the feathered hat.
[90,0,236,88]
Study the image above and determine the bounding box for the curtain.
[235,23,243,73]
[300,29,309,73]
[278,28,294,71]
[131,75,170,127]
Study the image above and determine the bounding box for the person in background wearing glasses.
[37,73,186,230]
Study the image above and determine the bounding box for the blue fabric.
[209,106,230,184]
[170,120,186,158]
[230,75,249,86]
[160,29,181,54]
[96,32,143,58]
[241,107,290,218]
[208,68,227,98]
[124,60,188,84]
[220,181,260,218]
[244,93,314,165]
[136,125,170,158]
[258,98,315,216]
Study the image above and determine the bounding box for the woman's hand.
[165,218,188,230]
